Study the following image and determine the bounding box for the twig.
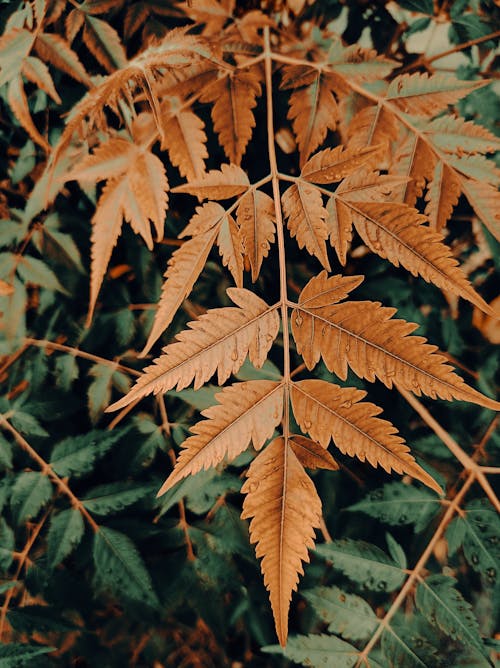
[356,472,476,666]
[400,389,500,514]
[0,511,50,641]
[24,337,141,377]
[0,415,99,532]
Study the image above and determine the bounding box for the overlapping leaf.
[157,381,284,495]
[291,379,441,493]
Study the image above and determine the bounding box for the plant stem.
[264,26,290,440]
[356,471,476,666]
[0,415,100,532]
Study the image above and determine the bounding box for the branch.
[0,415,100,532]
[400,389,500,513]
[356,472,476,666]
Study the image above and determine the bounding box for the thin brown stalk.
[400,389,500,513]
[0,415,99,532]
[356,472,476,666]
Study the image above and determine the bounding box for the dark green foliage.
[0,0,498,666]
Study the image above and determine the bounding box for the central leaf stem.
[264,26,290,438]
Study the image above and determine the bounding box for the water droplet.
[378,580,387,591]
[345,343,350,352]
[260,242,268,249]
[304,419,312,429]
[486,567,496,582]
[295,315,303,327]
[399,514,408,523]
[231,348,239,361]
[471,553,479,565]
[342,400,352,409]
[266,333,274,342]
[248,481,259,493]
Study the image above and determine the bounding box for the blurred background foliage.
[0,0,499,666]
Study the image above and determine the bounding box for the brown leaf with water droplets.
[107,289,279,409]
[282,183,330,271]
[291,380,442,494]
[291,272,500,410]
[237,189,276,281]
[157,380,284,495]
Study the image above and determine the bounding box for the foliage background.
[0,0,499,666]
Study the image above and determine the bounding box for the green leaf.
[50,429,123,478]
[10,472,52,525]
[315,538,406,592]
[171,385,220,411]
[82,481,155,515]
[0,433,13,470]
[397,0,433,13]
[16,255,68,293]
[0,643,55,666]
[347,482,441,532]
[263,634,383,667]
[0,518,15,571]
[46,508,85,568]
[415,575,485,653]
[303,586,378,641]
[87,364,115,424]
[10,410,48,437]
[381,624,440,668]
[7,605,76,633]
[446,500,500,585]
[54,354,79,391]
[92,526,160,609]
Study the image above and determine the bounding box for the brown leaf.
[237,189,276,281]
[157,380,284,494]
[217,214,244,287]
[288,434,339,471]
[282,183,330,271]
[292,272,500,410]
[425,161,461,232]
[241,436,322,646]
[160,104,208,181]
[199,69,262,164]
[142,227,220,354]
[108,289,279,409]
[287,70,340,165]
[345,201,495,316]
[301,144,381,184]
[291,380,442,494]
[173,164,250,200]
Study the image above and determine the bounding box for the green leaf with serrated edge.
[82,482,155,515]
[7,605,77,634]
[381,624,440,668]
[92,526,160,609]
[10,472,52,525]
[47,508,85,568]
[54,355,79,391]
[263,634,384,668]
[10,411,48,437]
[304,586,377,640]
[315,539,406,591]
[50,429,124,478]
[0,519,15,571]
[88,364,115,424]
[16,255,68,294]
[415,575,485,653]
[347,482,441,532]
[446,500,499,585]
[0,433,13,470]
[0,644,55,666]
